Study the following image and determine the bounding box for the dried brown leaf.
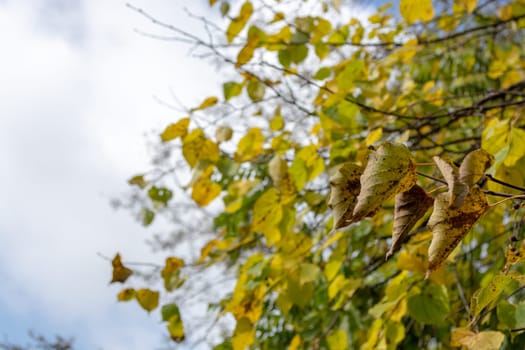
[328,162,362,231]
[352,142,416,222]
[427,186,488,275]
[387,185,433,259]
[433,156,468,208]
[459,149,494,188]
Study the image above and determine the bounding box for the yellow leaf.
[327,329,347,350]
[287,334,301,350]
[451,328,505,350]
[289,145,325,190]
[128,175,148,189]
[160,118,190,142]
[136,288,159,312]
[161,257,185,291]
[232,317,255,350]
[192,178,222,206]
[194,96,218,110]
[198,239,219,264]
[251,188,283,245]
[456,0,477,13]
[226,2,253,43]
[324,259,342,281]
[117,288,136,301]
[458,149,494,188]
[427,186,488,274]
[388,185,433,259]
[110,253,133,284]
[182,129,220,168]
[328,162,363,231]
[209,0,218,5]
[215,125,233,142]
[433,156,468,209]
[400,0,434,24]
[236,127,264,162]
[365,128,383,146]
[353,142,416,222]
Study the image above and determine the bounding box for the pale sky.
[0,0,220,348]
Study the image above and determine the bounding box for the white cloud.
[0,0,219,348]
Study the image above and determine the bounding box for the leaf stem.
[489,194,525,207]
[416,171,447,185]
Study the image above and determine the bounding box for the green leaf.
[313,67,331,80]
[220,1,230,17]
[162,303,181,322]
[148,186,173,207]
[471,273,513,317]
[223,82,243,101]
[247,80,266,102]
[141,208,155,226]
[407,284,450,325]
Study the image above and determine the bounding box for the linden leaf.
[215,126,233,142]
[226,1,253,43]
[194,96,218,111]
[160,118,190,142]
[247,80,266,102]
[236,127,264,162]
[451,328,505,350]
[162,303,185,342]
[387,185,433,259]
[470,273,515,317]
[117,288,136,301]
[352,142,416,222]
[223,81,243,101]
[328,162,362,231]
[136,288,159,312]
[433,156,468,209]
[400,0,434,24]
[251,188,283,245]
[110,253,133,283]
[427,186,488,274]
[161,257,185,292]
[192,178,222,207]
[128,175,148,189]
[182,129,220,168]
[459,149,494,188]
[327,329,347,350]
[232,317,255,350]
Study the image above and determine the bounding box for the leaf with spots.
[433,156,468,209]
[352,142,416,222]
[110,253,133,284]
[451,328,505,350]
[427,186,488,275]
[328,162,362,231]
[459,149,494,188]
[387,185,433,259]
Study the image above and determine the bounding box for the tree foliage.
[112,0,525,348]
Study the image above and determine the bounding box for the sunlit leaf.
[451,328,505,350]
[400,0,434,24]
[160,118,190,142]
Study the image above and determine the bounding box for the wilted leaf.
[459,149,494,188]
[128,175,148,189]
[427,186,488,274]
[353,142,416,222]
[160,118,190,142]
[328,162,362,231]
[387,185,433,259]
[433,156,467,209]
[110,253,133,283]
[400,0,434,24]
[451,328,505,350]
[136,288,159,312]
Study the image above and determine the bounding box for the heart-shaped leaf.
[352,142,416,222]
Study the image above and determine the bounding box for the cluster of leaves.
[111,0,525,349]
